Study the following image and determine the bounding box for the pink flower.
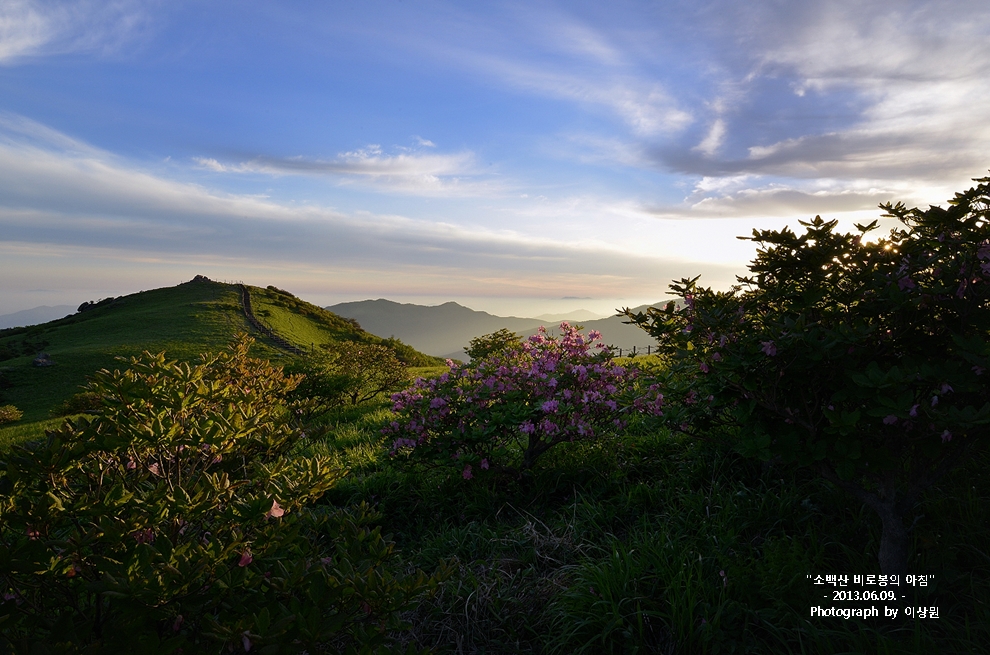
[909,404,919,417]
[238,551,253,567]
[941,430,952,443]
[481,458,489,470]
[462,464,473,480]
[242,632,253,652]
[133,528,154,544]
[266,500,285,519]
[699,362,709,373]
[761,341,777,356]
[712,352,722,362]
[883,415,898,425]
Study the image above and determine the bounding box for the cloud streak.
[0,116,739,303]
[193,145,501,197]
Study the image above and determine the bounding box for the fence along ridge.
[237,284,306,356]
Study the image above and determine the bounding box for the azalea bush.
[385,323,663,481]
[624,177,990,577]
[0,335,439,653]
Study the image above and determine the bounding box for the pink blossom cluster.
[384,323,663,476]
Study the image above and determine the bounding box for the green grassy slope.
[0,279,260,422]
[249,285,445,366]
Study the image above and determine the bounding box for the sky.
[2,0,989,318]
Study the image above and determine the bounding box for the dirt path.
[238,285,305,355]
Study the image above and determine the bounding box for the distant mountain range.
[0,305,76,330]
[326,299,669,360]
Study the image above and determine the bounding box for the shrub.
[464,328,521,361]
[385,323,663,481]
[379,336,446,367]
[0,335,439,653]
[292,341,410,419]
[624,178,990,577]
[49,391,104,417]
[0,404,22,424]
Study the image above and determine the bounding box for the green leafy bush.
[625,178,990,577]
[0,404,22,424]
[292,341,410,419]
[463,328,521,361]
[0,335,439,653]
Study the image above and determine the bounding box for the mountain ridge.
[0,305,77,330]
[327,299,671,360]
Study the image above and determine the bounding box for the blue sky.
[2,0,989,317]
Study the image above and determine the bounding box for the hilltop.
[0,278,440,423]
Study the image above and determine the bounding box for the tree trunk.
[820,466,914,578]
[874,500,909,579]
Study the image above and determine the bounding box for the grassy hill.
[0,278,442,434]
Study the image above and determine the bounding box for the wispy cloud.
[457,51,692,138]
[375,5,693,139]
[0,0,151,63]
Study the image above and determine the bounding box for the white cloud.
[193,157,227,172]
[694,118,726,157]
[659,0,990,186]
